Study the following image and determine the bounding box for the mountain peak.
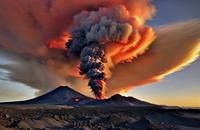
[0,86,157,107]
[55,86,74,91]
[57,86,70,89]
[18,86,93,106]
[111,94,123,97]
[45,86,83,97]
[109,94,125,100]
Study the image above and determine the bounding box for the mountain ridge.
[0,86,157,107]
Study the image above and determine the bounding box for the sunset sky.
[126,0,200,107]
[0,0,200,107]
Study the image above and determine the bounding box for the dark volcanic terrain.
[0,86,200,130]
[0,106,200,130]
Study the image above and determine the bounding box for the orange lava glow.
[98,80,106,100]
[73,98,80,102]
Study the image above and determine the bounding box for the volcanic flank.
[0,86,156,107]
[1,87,200,130]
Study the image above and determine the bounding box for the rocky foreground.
[0,106,200,130]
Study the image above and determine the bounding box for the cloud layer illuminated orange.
[0,0,199,98]
[106,20,200,96]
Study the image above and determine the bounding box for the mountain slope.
[1,86,93,106]
[84,94,156,107]
[0,86,158,107]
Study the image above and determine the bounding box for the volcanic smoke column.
[80,44,107,99]
[66,5,155,99]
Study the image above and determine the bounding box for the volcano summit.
[0,86,156,107]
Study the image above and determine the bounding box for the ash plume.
[0,0,199,99]
[0,0,122,95]
[79,44,107,99]
[66,4,155,99]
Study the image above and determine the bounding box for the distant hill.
[84,94,156,107]
[0,86,158,107]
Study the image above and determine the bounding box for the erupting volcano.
[66,5,155,99]
[0,0,200,102]
[0,0,200,129]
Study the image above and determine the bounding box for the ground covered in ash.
[0,106,200,130]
